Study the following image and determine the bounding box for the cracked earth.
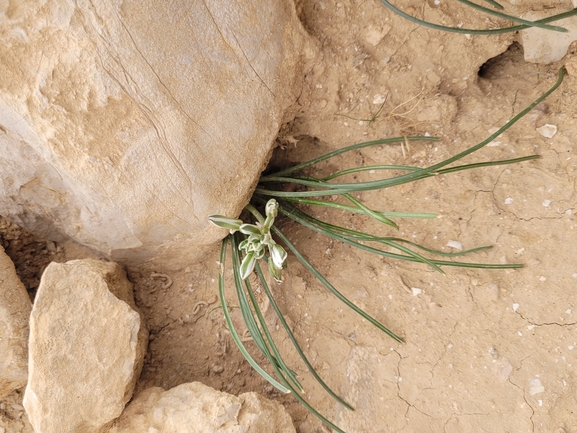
[2,2,577,433]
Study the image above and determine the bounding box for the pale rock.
[520,12,577,64]
[108,382,295,433]
[0,0,312,270]
[0,246,31,399]
[363,24,391,47]
[446,240,463,250]
[23,259,148,433]
[536,124,558,138]
[529,377,545,395]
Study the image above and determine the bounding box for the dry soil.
[2,2,577,433]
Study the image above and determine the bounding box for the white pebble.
[504,197,513,205]
[542,199,552,207]
[411,287,422,296]
[536,124,557,138]
[529,377,545,395]
[513,303,519,312]
[446,240,463,250]
[372,94,386,104]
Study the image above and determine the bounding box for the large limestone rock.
[23,259,148,433]
[0,246,31,399]
[0,0,312,269]
[109,382,296,433]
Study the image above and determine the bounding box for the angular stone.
[109,382,295,433]
[23,259,148,433]
[0,0,312,269]
[520,12,577,64]
[0,246,31,399]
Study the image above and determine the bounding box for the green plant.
[379,1,577,34]
[209,68,566,432]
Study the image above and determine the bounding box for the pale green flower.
[209,199,288,281]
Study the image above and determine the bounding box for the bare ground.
[2,2,577,433]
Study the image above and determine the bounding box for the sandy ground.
[2,2,577,433]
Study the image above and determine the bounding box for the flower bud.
[268,256,283,282]
[269,243,288,269]
[265,199,278,219]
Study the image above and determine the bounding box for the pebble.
[536,124,557,138]
[529,377,545,395]
[446,240,463,250]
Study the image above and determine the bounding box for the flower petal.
[269,243,288,269]
[239,223,261,236]
[268,257,283,282]
[240,252,257,280]
[208,215,243,232]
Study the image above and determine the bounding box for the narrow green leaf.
[244,203,266,224]
[281,197,438,219]
[482,0,503,10]
[243,274,303,391]
[231,240,274,356]
[255,262,355,411]
[264,136,438,178]
[272,226,404,343]
[457,0,566,32]
[209,215,243,231]
[217,237,290,393]
[322,164,420,181]
[257,68,565,199]
[229,243,346,433]
[275,200,522,270]
[344,193,398,229]
[379,1,577,34]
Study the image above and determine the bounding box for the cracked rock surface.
[0,0,312,270]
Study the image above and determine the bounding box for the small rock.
[446,240,463,250]
[411,288,422,296]
[520,13,577,64]
[372,93,387,105]
[108,382,295,433]
[23,259,148,433]
[363,24,391,47]
[0,246,31,399]
[536,124,558,138]
[529,377,545,396]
